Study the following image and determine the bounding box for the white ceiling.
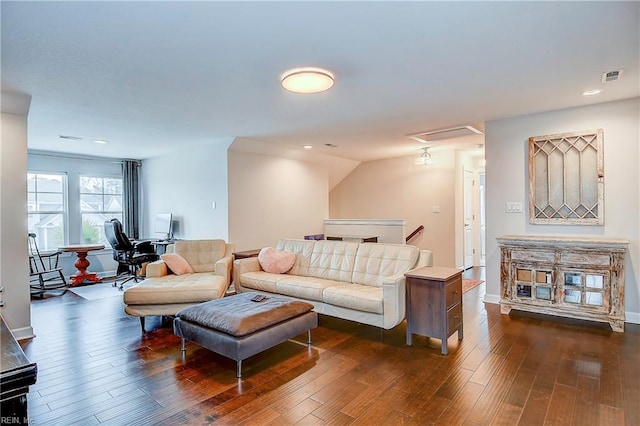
[2,1,638,162]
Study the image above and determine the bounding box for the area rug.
[462,279,484,294]
[69,282,125,300]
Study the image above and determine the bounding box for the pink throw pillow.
[258,247,296,274]
[161,253,194,275]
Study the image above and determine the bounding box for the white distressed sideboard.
[497,235,628,332]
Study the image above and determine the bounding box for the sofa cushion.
[276,276,343,302]
[258,247,296,274]
[124,273,227,305]
[160,253,194,275]
[275,239,315,276]
[307,240,359,282]
[323,284,383,314]
[352,243,419,287]
[173,240,226,273]
[238,271,289,293]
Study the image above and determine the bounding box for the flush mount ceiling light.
[415,147,433,166]
[281,67,335,94]
[581,89,602,96]
[93,139,108,144]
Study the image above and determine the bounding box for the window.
[80,175,123,245]
[28,172,67,252]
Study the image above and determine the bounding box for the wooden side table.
[405,266,463,354]
[233,249,261,259]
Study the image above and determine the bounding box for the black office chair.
[28,233,68,296]
[104,219,158,290]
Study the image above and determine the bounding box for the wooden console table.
[405,266,463,354]
[498,235,628,332]
[0,316,37,424]
[326,235,378,243]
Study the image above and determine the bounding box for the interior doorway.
[479,172,486,266]
[463,169,474,270]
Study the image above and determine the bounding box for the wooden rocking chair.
[28,233,68,296]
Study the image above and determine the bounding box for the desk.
[1,315,37,424]
[151,241,173,255]
[59,244,105,286]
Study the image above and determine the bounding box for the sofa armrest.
[381,274,407,329]
[415,249,433,268]
[214,254,234,286]
[232,257,262,291]
[146,260,169,278]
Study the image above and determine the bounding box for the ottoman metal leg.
[307,330,312,346]
[236,360,242,378]
[181,337,186,352]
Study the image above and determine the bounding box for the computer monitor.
[154,213,173,240]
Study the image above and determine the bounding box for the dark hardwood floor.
[22,268,639,425]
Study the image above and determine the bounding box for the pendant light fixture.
[414,147,433,165]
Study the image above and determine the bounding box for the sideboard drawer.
[560,252,610,266]
[512,250,555,263]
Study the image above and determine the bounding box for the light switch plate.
[506,202,523,213]
[432,206,440,213]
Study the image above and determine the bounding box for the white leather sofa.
[233,239,432,329]
[124,239,235,331]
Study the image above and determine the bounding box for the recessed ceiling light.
[303,145,313,149]
[281,67,335,94]
[93,139,108,144]
[581,89,602,96]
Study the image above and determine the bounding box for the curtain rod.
[28,150,142,165]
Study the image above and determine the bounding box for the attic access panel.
[529,129,604,225]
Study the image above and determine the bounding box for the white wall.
[141,140,233,241]
[485,97,640,322]
[228,149,329,251]
[1,111,32,337]
[329,150,457,267]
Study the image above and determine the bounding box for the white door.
[480,173,486,266]
[463,170,474,270]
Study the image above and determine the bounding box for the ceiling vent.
[601,69,624,83]
[58,135,83,141]
[407,125,483,143]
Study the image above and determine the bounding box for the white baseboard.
[483,293,500,305]
[12,326,35,341]
[625,311,640,324]
[98,270,118,279]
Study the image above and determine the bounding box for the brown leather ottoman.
[173,292,317,378]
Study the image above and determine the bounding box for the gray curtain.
[122,160,140,239]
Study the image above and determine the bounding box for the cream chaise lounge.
[233,239,432,330]
[123,239,235,331]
